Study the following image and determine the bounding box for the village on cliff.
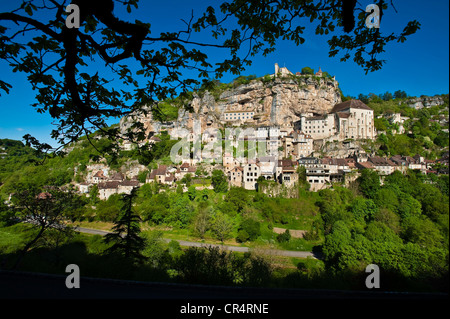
[74,64,449,200]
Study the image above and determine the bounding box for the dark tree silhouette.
[104,187,146,263]
[9,185,80,269]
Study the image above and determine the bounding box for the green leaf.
[25,5,33,16]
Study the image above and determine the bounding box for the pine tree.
[104,187,146,263]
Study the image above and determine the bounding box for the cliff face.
[190,76,341,127]
[403,95,446,109]
[120,75,342,137]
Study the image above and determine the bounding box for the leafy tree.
[225,187,249,213]
[301,67,314,75]
[401,216,444,249]
[358,93,369,104]
[165,194,194,228]
[175,246,236,285]
[394,90,408,99]
[374,208,401,234]
[365,221,403,245]
[396,192,421,219]
[211,212,234,243]
[142,230,169,269]
[413,183,448,221]
[181,173,192,186]
[187,185,197,201]
[318,188,353,233]
[104,188,146,263]
[96,194,121,222]
[356,169,380,199]
[0,1,420,152]
[9,185,80,269]
[322,220,352,269]
[237,218,261,242]
[349,197,377,222]
[211,169,228,193]
[0,200,16,227]
[380,91,393,101]
[192,202,212,239]
[374,187,399,214]
[236,229,250,243]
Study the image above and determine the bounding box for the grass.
[0,224,29,253]
[74,218,321,253]
[74,220,114,231]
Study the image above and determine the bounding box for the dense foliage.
[0,89,448,293]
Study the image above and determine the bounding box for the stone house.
[147,165,169,184]
[228,166,243,187]
[258,156,277,181]
[78,182,91,194]
[243,161,261,190]
[177,162,197,179]
[98,180,140,200]
[282,131,314,159]
[98,181,120,200]
[93,170,107,184]
[368,156,397,176]
[117,179,140,194]
[331,100,376,141]
[280,165,298,187]
[294,99,376,142]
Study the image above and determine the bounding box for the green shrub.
[238,218,261,241]
[236,229,250,243]
[277,229,291,243]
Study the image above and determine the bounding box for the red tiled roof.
[120,180,140,187]
[36,192,52,200]
[98,181,120,189]
[356,161,374,169]
[93,170,105,178]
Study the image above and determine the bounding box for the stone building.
[331,100,376,140]
[294,99,376,141]
[243,161,261,190]
[228,166,243,188]
[282,131,314,159]
[223,110,255,122]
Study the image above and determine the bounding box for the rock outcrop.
[403,95,446,109]
[189,76,341,128]
[120,74,342,138]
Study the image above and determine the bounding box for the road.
[74,227,320,259]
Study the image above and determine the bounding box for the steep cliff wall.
[189,75,341,127]
[120,74,342,137]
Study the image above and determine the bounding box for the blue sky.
[0,0,448,148]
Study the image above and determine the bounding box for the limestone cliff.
[188,75,340,128]
[120,74,342,137]
[403,95,446,109]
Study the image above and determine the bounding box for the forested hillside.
[0,124,448,292]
